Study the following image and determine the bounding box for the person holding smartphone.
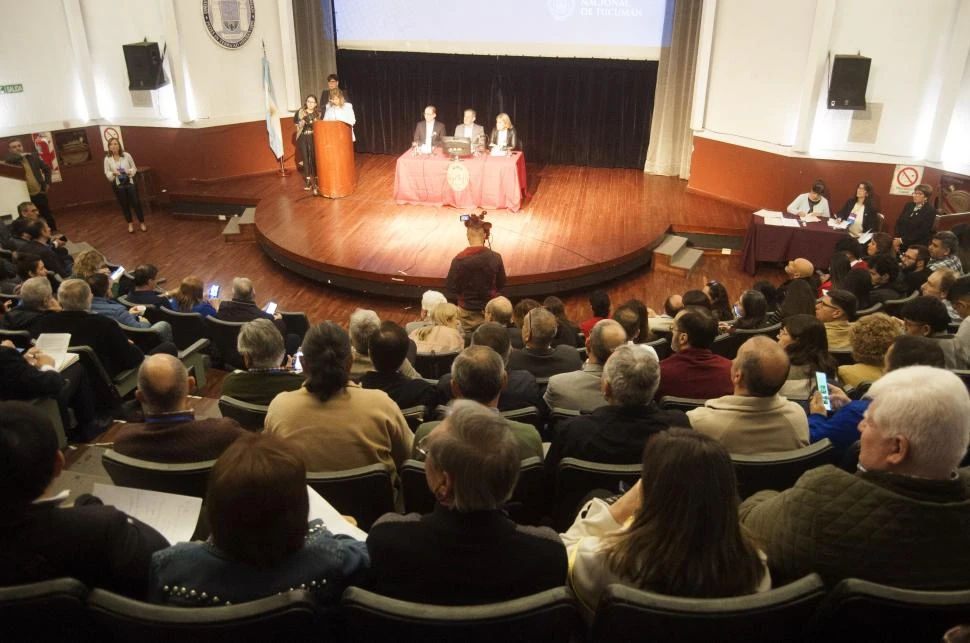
[215,277,299,354]
[103,138,146,233]
[169,276,218,317]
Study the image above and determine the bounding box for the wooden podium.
[313,121,355,198]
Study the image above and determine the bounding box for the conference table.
[393,149,528,212]
[741,214,848,275]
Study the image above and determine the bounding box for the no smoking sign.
[890,164,924,196]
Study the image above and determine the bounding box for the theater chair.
[203,317,246,370]
[218,396,268,431]
[86,588,324,643]
[68,345,138,414]
[413,350,460,379]
[828,348,855,367]
[644,337,671,360]
[151,307,208,352]
[590,574,825,643]
[306,463,396,531]
[731,439,835,499]
[399,405,426,431]
[658,396,708,412]
[119,324,210,390]
[101,449,216,498]
[0,328,32,348]
[280,311,310,342]
[340,586,581,643]
[0,578,92,642]
[813,578,970,641]
[553,458,642,530]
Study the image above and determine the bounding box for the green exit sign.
[0,84,24,94]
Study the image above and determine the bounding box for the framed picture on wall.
[53,128,92,167]
[31,131,62,183]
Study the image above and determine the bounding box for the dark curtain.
[336,50,658,169]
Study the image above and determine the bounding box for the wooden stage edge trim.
[256,227,665,301]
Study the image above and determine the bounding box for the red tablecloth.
[393,150,527,212]
[742,215,848,275]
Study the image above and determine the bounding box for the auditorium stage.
[205,154,749,299]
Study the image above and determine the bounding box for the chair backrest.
[306,463,396,531]
[69,345,124,412]
[203,316,246,369]
[855,302,884,317]
[828,348,855,367]
[590,574,826,643]
[0,328,32,348]
[340,586,581,643]
[280,311,310,342]
[736,321,783,340]
[501,405,543,434]
[217,395,268,431]
[413,350,460,379]
[101,449,216,498]
[155,307,208,351]
[882,290,919,317]
[711,332,749,360]
[644,336,671,360]
[0,577,92,642]
[731,439,835,499]
[400,459,436,515]
[120,323,164,354]
[86,588,324,643]
[553,458,642,530]
[813,578,970,641]
[399,405,426,430]
[658,396,708,412]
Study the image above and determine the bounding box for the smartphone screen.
[110,266,125,281]
[208,284,220,298]
[293,350,303,373]
[263,301,278,315]
[815,371,832,411]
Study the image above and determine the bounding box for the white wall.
[0,0,297,136]
[694,0,970,174]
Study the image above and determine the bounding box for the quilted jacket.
[739,465,970,589]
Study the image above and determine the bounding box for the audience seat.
[828,349,854,367]
[119,324,210,390]
[0,577,92,642]
[0,328,32,348]
[30,396,69,448]
[413,350,460,379]
[813,578,970,641]
[658,396,708,412]
[882,291,918,317]
[399,405,426,431]
[306,463,396,531]
[731,439,835,499]
[101,449,216,498]
[711,332,750,360]
[86,588,324,643]
[644,337,671,360]
[153,307,208,352]
[68,345,137,413]
[553,458,641,530]
[217,395,268,431]
[590,574,826,643]
[280,311,310,342]
[203,317,246,370]
[340,586,581,643]
[855,302,883,317]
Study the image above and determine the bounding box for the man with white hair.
[349,308,420,380]
[740,366,970,589]
[543,319,626,413]
[405,290,447,334]
[216,276,297,352]
[220,319,305,405]
[0,276,59,332]
[545,344,691,472]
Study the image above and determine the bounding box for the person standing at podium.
[323,89,356,142]
[413,105,447,154]
[294,95,321,191]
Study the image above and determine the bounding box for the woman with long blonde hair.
[409,302,464,354]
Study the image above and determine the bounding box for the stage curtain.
[292,0,337,103]
[336,50,658,169]
[644,0,703,179]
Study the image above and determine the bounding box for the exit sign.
[0,84,24,94]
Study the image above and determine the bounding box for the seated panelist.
[454,108,485,149]
[786,179,830,218]
[489,112,519,153]
[413,105,447,153]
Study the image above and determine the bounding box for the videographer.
[446,214,506,333]
[103,137,147,233]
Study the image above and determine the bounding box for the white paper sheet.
[306,485,368,541]
[858,231,874,244]
[753,209,783,218]
[35,333,78,370]
[801,215,821,223]
[764,217,801,228]
[93,483,202,545]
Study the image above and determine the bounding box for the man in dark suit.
[0,402,168,598]
[5,139,57,231]
[21,220,71,278]
[454,108,486,148]
[413,105,447,151]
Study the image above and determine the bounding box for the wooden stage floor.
[252,154,752,298]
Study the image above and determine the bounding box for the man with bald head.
[686,336,808,454]
[484,296,521,348]
[507,307,583,378]
[648,294,683,333]
[543,319,626,412]
[113,354,244,462]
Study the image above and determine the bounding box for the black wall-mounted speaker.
[123,42,167,91]
[828,55,871,110]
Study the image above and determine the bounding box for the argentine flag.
[262,54,284,160]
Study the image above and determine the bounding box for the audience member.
[170,276,218,317]
[728,290,769,330]
[367,400,566,604]
[0,276,58,332]
[126,264,174,309]
[544,295,582,347]
[6,139,57,230]
[921,268,962,323]
[945,276,970,368]
[408,302,464,354]
[264,322,413,480]
[771,278,816,323]
[818,252,852,297]
[561,429,769,620]
[113,354,244,462]
[349,308,419,380]
[436,322,543,411]
[815,289,857,349]
[546,345,690,471]
[741,366,970,589]
[87,272,174,343]
[413,347,542,461]
[70,249,108,280]
[612,303,646,344]
[580,289,610,336]
[21,219,70,277]
[836,267,872,310]
[687,337,808,454]
[865,231,893,257]
[648,294,683,333]
[953,223,970,277]
[0,402,168,598]
[927,230,963,274]
[682,289,711,309]
[900,296,951,338]
[901,244,932,294]
[654,308,733,400]
[777,314,838,400]
[405,289,447,334]
[838,313,900,388]
[510,298,541,349]
[361,322,437,412]
[221,319,304,405]
[833,235,866,268]
[808,335,945,459]
[704,280,733,322]
[508,307,583,378]
[867,253,907,304]
[544,319,626,413]
[149,432,369,606]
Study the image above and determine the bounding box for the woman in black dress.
[294,95,321,192]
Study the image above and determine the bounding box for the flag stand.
[276,157,288,177]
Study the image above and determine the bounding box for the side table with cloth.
[742,215,847,275]
[393,150,527,212]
